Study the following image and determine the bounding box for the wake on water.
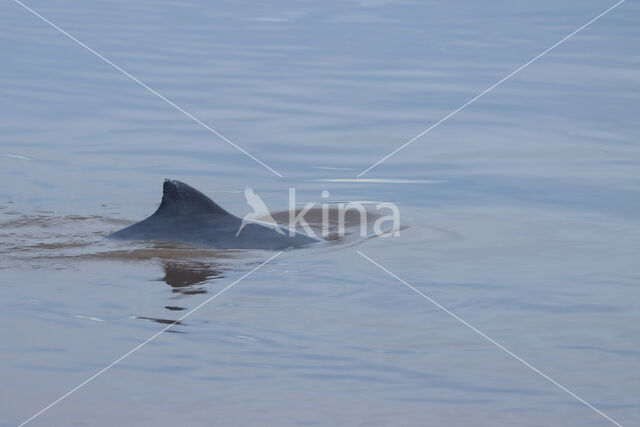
[0,207,406,270]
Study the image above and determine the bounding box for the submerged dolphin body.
[108,179,321,250]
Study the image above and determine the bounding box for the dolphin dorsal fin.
[156,179,230,216]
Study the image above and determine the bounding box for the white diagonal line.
[12,0,283,178]
[357,250,622,427]
[357,0,625,177]
[19,251,282,427]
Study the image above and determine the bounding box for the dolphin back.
[107,179,321,250]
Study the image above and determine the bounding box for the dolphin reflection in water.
[134,261,223,325]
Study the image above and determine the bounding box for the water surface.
[1,0,639,425]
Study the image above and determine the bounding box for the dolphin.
[108,179,322,250]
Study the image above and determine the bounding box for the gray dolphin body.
[108,179,321,250]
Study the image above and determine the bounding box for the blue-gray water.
[1,0,639,425]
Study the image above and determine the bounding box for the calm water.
[1,0,639,425]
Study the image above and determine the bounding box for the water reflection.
[135,261,224,326]
[135,316,185,326]
[161,261,224,293]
